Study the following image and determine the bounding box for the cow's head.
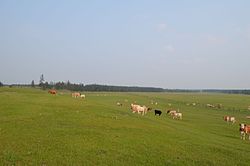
[239,123,245,131]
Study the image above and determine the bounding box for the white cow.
[72,92,81,98]
[223,116,236,124]
[207,104,215,108]
[80,94,85,99]
[131,104,149,115]
[173,112,182,120]
[131,104,140,113]
[166,109,177,116]
[117,102,122,106]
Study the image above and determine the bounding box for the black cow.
[155,110,162,116]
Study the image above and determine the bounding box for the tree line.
[2,81,250,94]
[39,81,164,92]
[1,74,250,94]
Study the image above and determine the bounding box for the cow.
[173,112,182,120]
[117,102,122,106]
[80,94,85,99]
[72,92,81,98]
[239,123,250,140]
[207,104,215,108]
[131,104,140,113]
[48,89,57,95]
[131,104,140,114]
[137,105,148,115]
[155,110,162,116]
[166,109,177,116]
[223,116,236,124]
[131,104,150,115]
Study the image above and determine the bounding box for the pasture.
[1,87,250,165]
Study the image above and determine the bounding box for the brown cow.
[223,116,236,124]
[48,89,57,95]
[239,123,250,140]
[72,92,81,98]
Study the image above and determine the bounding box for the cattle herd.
[130,103,183,120]
[48,89,86,99]
[128,101,250,140]
[48,89,250,141]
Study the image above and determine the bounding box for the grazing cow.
[223,116,236,124]
[173,112,182,120]
[155,110,162,116]
[72,92,81,98]
[239,123,250,140]
[207,104,215,108]
[131,104,140,113]
[167,109,177,116]
[131,104,148,115]
[117,102,122,106]
[48,89,57,95]
[131,104,150,115]
[80,94,85,99]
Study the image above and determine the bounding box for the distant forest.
[1,80,250,95]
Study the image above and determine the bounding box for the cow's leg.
[241,132,245,140]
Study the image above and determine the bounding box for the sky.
[0,0,250,89]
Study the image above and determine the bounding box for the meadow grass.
[1,87,250,165]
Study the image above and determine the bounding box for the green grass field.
[1,87,250,165]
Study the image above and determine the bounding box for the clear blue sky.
[1,0,250,89]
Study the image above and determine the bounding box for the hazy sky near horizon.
[1,1,250,89]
